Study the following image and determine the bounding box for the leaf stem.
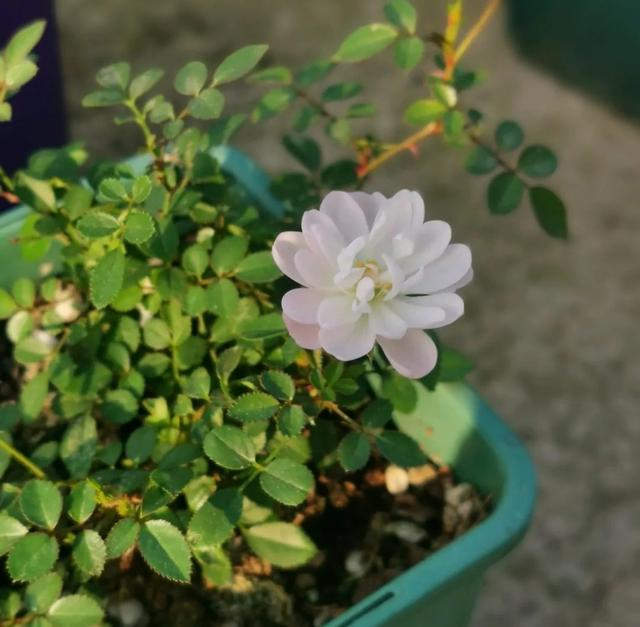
[0,436,46,479]
[454,0,502,63]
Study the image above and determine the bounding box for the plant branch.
[0,437,46,479]
[454,0,502,63]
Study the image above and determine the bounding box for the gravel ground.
[54,2,640,626]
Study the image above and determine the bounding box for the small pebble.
[445,483,473,506]
[345,550,368,577]
[407,464,437,486]
[384,520,426,543]
[385,465,409,494]
[109,598,148,627]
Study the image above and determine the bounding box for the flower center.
[352,260,391,311]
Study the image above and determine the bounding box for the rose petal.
[386,190,425,233]
[281,288,324,324]
[442,268,474,292]
[408,293,464,328]
[319,191,369,243]
[387,297,446,329]
[401,220,452,274]
[318,295,360,328]
[301,210,344,263]
[405,244,472,294]
[319,318,376,361]
[272,231,309,286]
[294,249,335,288]
[283,314,321,350]
[368,302,407,339]
[349,191,386,228]
[378,330,438,379]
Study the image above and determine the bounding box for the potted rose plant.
[0,2,563,626]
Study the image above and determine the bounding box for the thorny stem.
[322,400,361,432]
[0,437,46,479]
[454,0,502,63]
[358,121,442,178]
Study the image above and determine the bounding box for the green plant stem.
[467,131,528,186]
[0,437,46,479]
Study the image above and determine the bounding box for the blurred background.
[2,1,640,626]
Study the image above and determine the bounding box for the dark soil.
[103,462,489,627]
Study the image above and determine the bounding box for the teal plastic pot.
[0,147,536,627]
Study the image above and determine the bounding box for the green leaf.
[495,120,524,151]
[125,425,157,465]
[67,481,97,524]
[346,102,377,118]
[0,514,28,556]
[260,371,295,401]
[361,398,393,429]
[19,372,49,422]
[230,392,279,422]
[0,102,12,122]
[248,66,291,85]
[235,251,281,283]
[211,236,248,275]
[25,572,62,613]
[282,134,321,171]
[19,480,62,530]
[102,389,138,424]
[443,110,465,145]
[278,405,307,436]
[384,0,417,32]
[96,62,130,91]
[183,367,211,400]
[129,68,164,99]
[60,416,97,478]
[203,426,256,470]
[174,61,207,96]
[244,522,317,568]
[518,145,557,178]
[394,36,424,70]
[334,23,398,62]
[7,533,58,582]
[487,172,525,215]
[5,59,38,90]
[16,173,55,211]
[193,544,232,586]
[337,432,371,471]
[529,186,568,239]
[238,313,286,341]
[182,244,209,277]
[143,319,172,350]
[216,346,243,384]
[205,279,239,316]
[259,458,313,505]
[15,335,52,365]
[11,277,35,309]
[321,81,362,102]
[4,20,46,65]
[47,594,104,627]
[251,87,295,121]
[187,488,242,547]
[76,211,119,238]
[376,431,427,467]
[81,88,124,107]
[208,113,247,145]
[138,519,192,582]
[320,159,358,188]
[105,519,140,559]
[0,288,17,319]
[295,60,334,87]
[97,177,127,202]
[464,145,498,175]
[124,210,155,244]
[90,249,125,309]
[131,175,152,203]
[404,99,447,126]
[188,88,225,120]
[437,346,474,381]
[213,44,268,85]
[382,373,418,413]
[72,530,106,576]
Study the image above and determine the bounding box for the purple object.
[0,0,67,176]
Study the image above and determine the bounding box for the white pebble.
[109,598,148,627]
[384,520,427,543]
[345,550,368,577]
[385,465,409,494]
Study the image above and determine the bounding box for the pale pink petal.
[378,330,438,379]
[319,191,369,243]
[301,210,344,263]
[349,191,386,228]
[385,190,425,233]
[272,231,309,286]
[401,220,452,274]
[281,288,324,324]
[408,293,464,328]
[405,244,472,294]
[318,295,360,328]
[387,298,446,329]
[442,268,474,292]
[319,318,376,361]
[368,302,407,339]
[294,249,335,289]
[381,253,406,300]
[283,314,321,350]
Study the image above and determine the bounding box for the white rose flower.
[272,190,472,379]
